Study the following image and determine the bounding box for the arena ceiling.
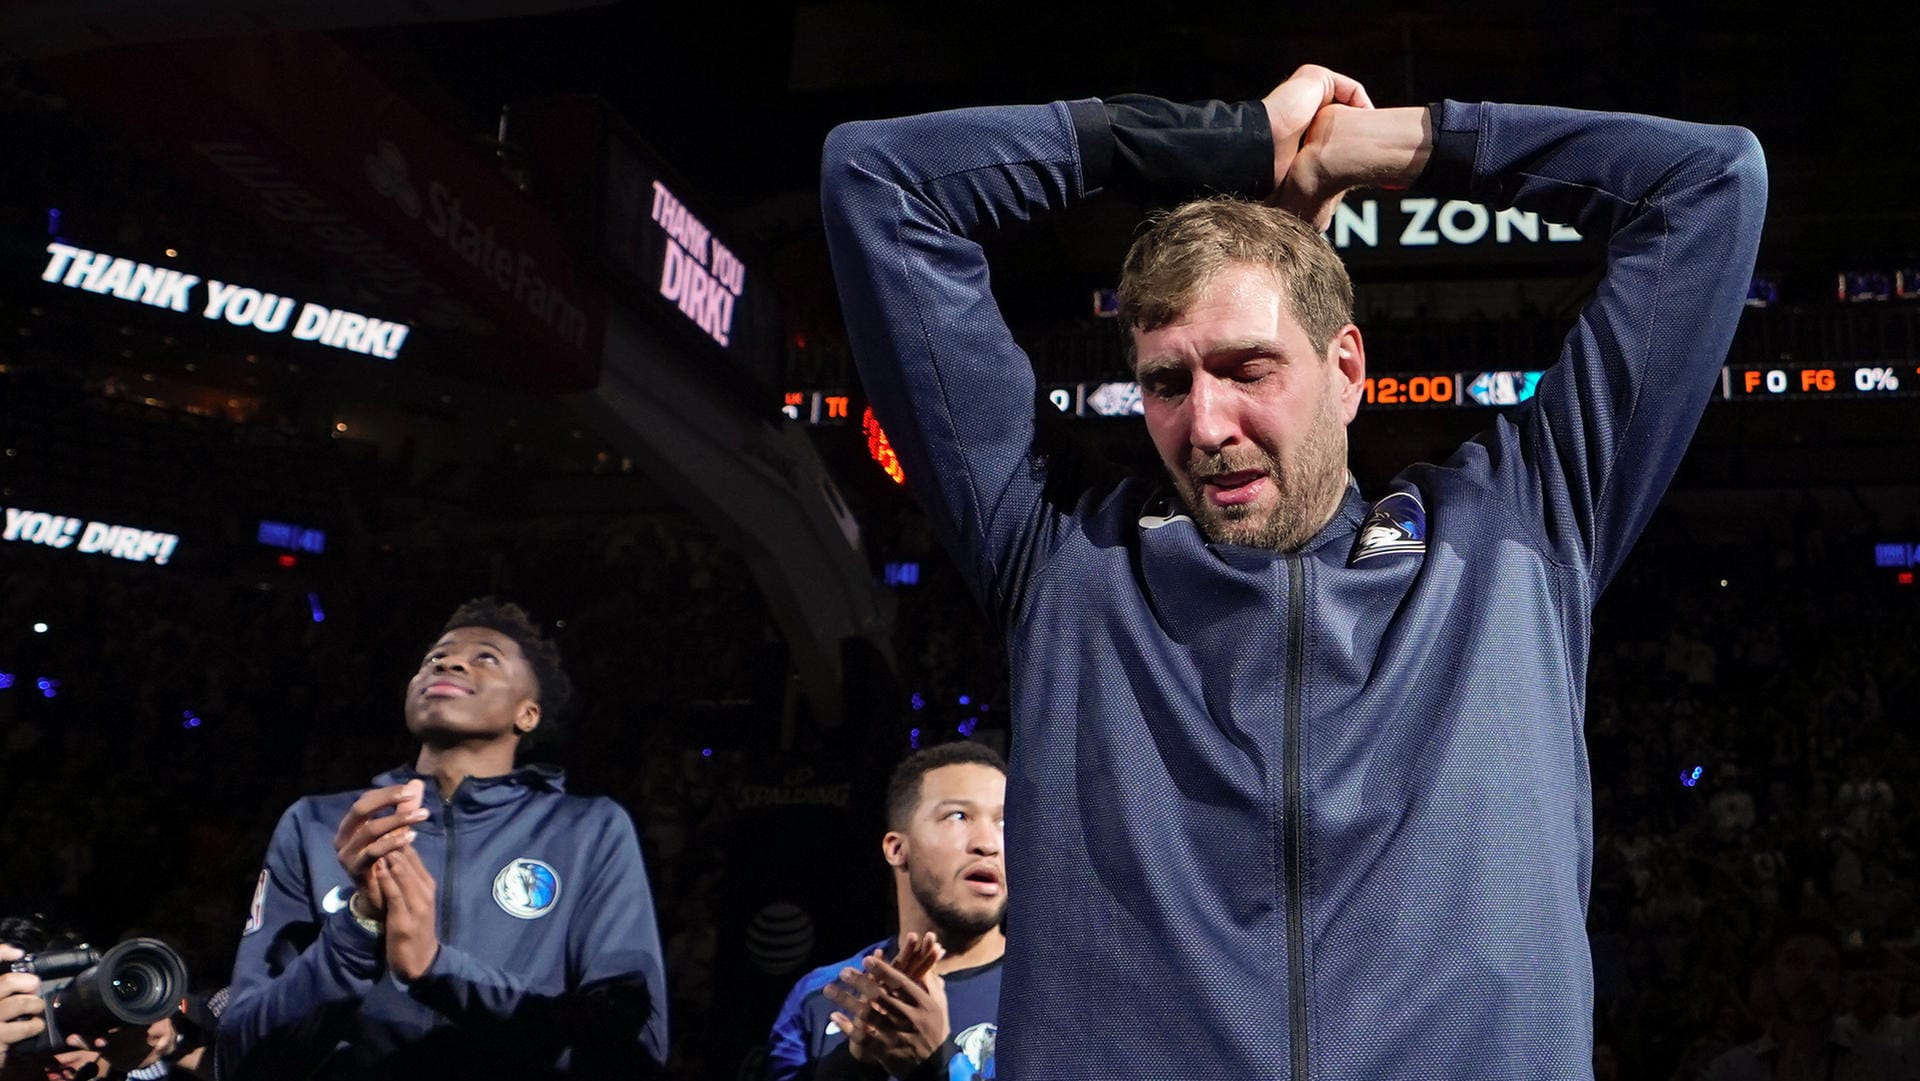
[3,2,1908,275]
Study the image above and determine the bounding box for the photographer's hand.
[54,1016,170,1078]
[372,847,441,982]
[81,1017,172,1075]
[0,945,46,1071]
[333,780,429,912]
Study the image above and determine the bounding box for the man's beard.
[909,864,1004,942]
[1173,383,1347,552]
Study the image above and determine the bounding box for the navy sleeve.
[404,800,668,1073]
[1417,101,1768,594]
[811,1043,888,1081]
[898,1038,961,1081]
[821,96,1270,622]
[766,943,893,1081]
[218,802,382,1081]
[765,974,822,1081]
[806,1031,960,1080]
[562,801,669,1070]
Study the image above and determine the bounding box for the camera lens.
[111,962,159,1007]
[59,938,188,1031]
[102,950,175,1016]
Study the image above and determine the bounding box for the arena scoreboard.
[1718,363,1910,401]
[783,363,1918,424]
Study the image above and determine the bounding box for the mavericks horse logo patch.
[1349,486,1427,564]
[950,1021,996,1079]
[493,858,561,918]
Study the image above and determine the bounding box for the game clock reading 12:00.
[1363,375,1458,406]
[784,364,1916,424]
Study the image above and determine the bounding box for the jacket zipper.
[1285,553,1308,1081]
[440,783,461,944]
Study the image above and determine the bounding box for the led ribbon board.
[1329,198,1584,252]
[1875,543,1920,569]
[3,505,179,565]
[257,520,327,554]
[1325,196,1598,270]
[647,181,747,348]
[39,243,409,360]
[786,363,1920,423]
[599,130,780,388]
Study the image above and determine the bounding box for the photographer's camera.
[5,937,188,1054]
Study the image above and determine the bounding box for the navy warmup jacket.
[219,765,668,1079]
[821,95,1765,1079]
[766,938,1002,1080]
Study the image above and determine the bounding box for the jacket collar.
[1141,474,1367,558]
[373,762,566,808]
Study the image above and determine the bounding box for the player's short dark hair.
[885,741,1006,831]
[439,597,574,726]
[0,916,49,951]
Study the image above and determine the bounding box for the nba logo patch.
[243,869,269,936]
[1349,485,1427,564]
[493,858,561,919]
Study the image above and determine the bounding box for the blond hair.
[1118,196,1353,358]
